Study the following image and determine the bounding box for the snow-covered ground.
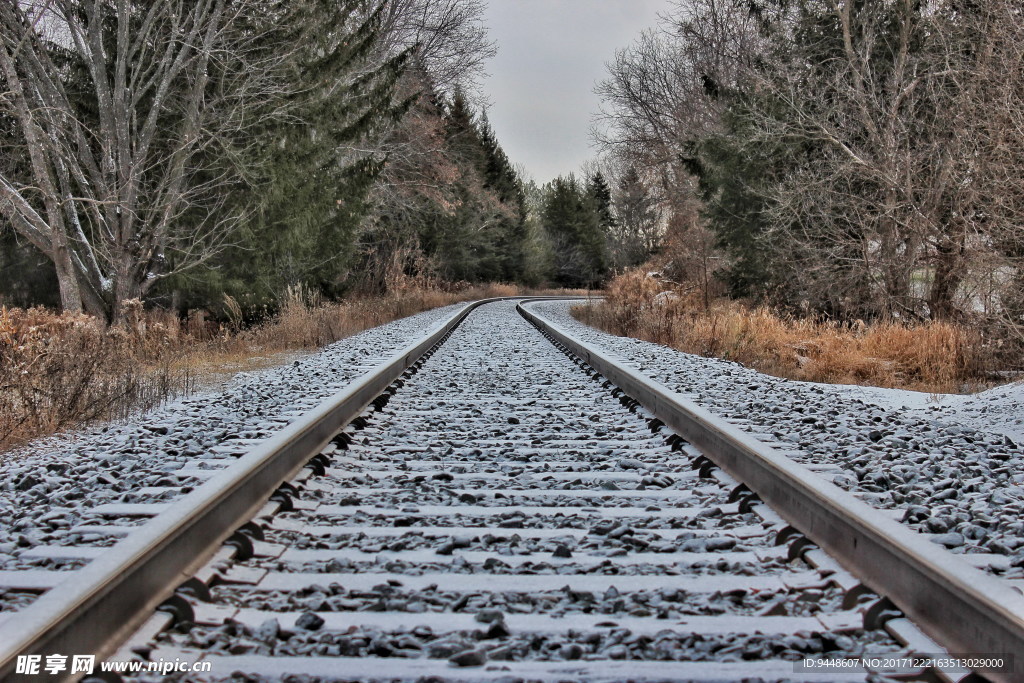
[2,296,1021,611]
[139,299,902,675]
[535,300,1024,564]
[0,303,467,581]
[843,381,1024,445]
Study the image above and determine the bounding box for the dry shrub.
[1,283,578,452]
[575,270,984,392]
[242,283,550,353]
[859,321,976,387]
[601,270,666,334]
[0,305,195,451]
[251,284,334,349]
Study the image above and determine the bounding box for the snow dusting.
[0,303,467,584]
[536,300,1024,565]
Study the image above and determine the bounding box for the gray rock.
[295,612,325,631]
[254,618,280,644]
[474,608,505,624]
[930,532,966,548]
[552,543,572,558]
[449,648,488,667]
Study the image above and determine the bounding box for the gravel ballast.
[136,299,903,679]
[536,300,1024,567]
[0,303,468,584]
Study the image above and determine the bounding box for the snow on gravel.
[533,300,1024,568]
[0,303,467,582]
[848,381,1024,445]
[142,299,904,673]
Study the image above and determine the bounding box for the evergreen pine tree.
[587,172,616,233]
[542,175,608,288]
[163,0,411,312]
[478,114,528,281]
[611,166,660,268]
[695,103,785,300]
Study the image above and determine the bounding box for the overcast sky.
[481,0,672,185]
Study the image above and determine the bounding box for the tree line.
[0,0,627,324]
[594,0,1024,352]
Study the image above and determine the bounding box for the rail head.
[519,299,1024,683]
[0,296,568,682]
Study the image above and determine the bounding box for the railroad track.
[0,298,1022,682]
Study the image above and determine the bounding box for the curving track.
[0,299,1021,682]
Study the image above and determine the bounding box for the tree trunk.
[52,244,83,314]
[110,266,143,325]
[929,230,965,320]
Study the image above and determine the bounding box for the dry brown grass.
[0,304,196,452]
[574,270,984,392]
[0,283,564,452]
[237,283,519,351]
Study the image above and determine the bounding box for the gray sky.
[481,0,672,184]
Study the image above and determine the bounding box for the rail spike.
[155,593,195,628]
[863,596,903,631]
[773,526,803,547]
[786,535,819,562]
[223,529,255,562]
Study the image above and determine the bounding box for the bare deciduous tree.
[751,0,1024,324]
[608,164,662,268]
[0,0,282,321]
[375,0,495,96]
[595,0,1024,346]
[593,0,763,168]
[591,0,762,297]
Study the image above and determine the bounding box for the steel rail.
[0,296,578,682]
[519,300,1024,683]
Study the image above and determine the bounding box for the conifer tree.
[406,93,529,284]
[478,115,528,281]
[166,0,411,310]
[692,103,793,300]
[587,172,616,234]
[542,175,608,288]
[610,166,660,268]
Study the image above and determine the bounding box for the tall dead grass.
[0,283,540,452]
[574,270,984,392]
[241,283,520,351]
[0,305,196,452]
